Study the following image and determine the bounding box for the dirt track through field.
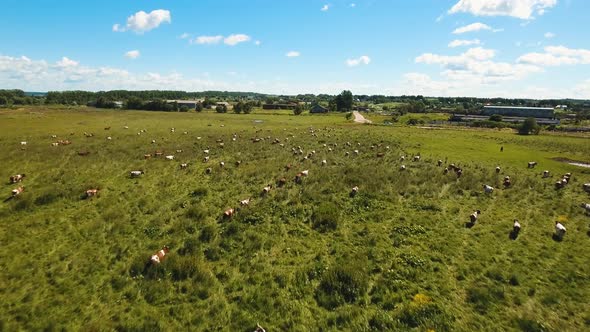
[353,111,372,124]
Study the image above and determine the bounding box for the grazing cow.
[154,151,163,157]
[400,165,406,171]
[151,140,156,144]
[130,170,144,177]
[203,156,210,163]
[165,155,174,160]
[124,126,129,129]
[58,140,71,145]
[240,198,251,206]
[219,161,225,168]
[376,153,385,158]
[180,163,188,169]
[456,168,463,178]
[144,154,151,159]
[500,146,504,152]
[183,131,188,135]
[413,155,420,162]
[235,161,242,167]
[107,136,112,140]
[205,167,212,174]
[301,170,309,176]
[11,186,25,197]
[104,127,111,130]
[20,141,27,146]
[503,176,511,188]
[437,160,443,167]
[223,208,235,218]
[483,185,494,194]
[277,177,287,187]
[203,149,210,154]
[51,142,59,147]
[78,151,90,156]
[386,146,390,150]
[321,160,327,166]
[443,167,449,174]
[10,174,26,183]
[262,185,272,195]
[294,173,303,184]
[513,220,521,233]
[285,164,292,171]
[449,163,456,171]
[555,221,566,239]
[495,166,501,173]
[150,246,170,264]
[543,170,550,178]
[528,162,537,168]
[469,210,481,223]
[176,149,183,153]
[400,156,405,161]
[170,128,175,133]
[219,143,225,148]
[354,150,359,155]
[85,189,99,198]
[350,186,359,197]
[51,135,57,138]
[583,183,590,193]
[345,152,350,157]
[580,203,590,212]
[555,180,565,189]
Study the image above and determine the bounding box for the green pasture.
[0,107,589,331]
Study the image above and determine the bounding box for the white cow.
[483,185,494,194]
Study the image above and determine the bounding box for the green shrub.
[312,202,340,232]
[316,265,368,309]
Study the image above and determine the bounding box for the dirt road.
[352,111,372,124]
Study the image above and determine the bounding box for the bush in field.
[398,293,453,331]
[519,117,541,135]
[312,202,340,232]
[316,264,368,309]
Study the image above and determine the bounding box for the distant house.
[166,100,203,109]
[310,105,328,114]
[482,106,554,119]
[210,101,232,110]
[262,103,297,110]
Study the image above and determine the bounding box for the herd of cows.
[7,124,590,270]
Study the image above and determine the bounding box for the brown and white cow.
[10,174,26,183]
[85,189,99,198]
[150,246,170,264]
[224,208,235,218]
[11,186,25,197]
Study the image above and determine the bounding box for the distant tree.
[334,90,353,112]
[126,97,144,110]
[195,102,203,112]
[234,101,244,114]
[294,104,304,115]
[519,117,540,135]
[215,104,227,113]
[179,105,189,112]
[489,114,503,122]
[0,96,8,105]
[242,102,254,114]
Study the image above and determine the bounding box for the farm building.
[310,105,328,113]
[166,100,203,109]
[483,106,555,119]
[262,103,298,110]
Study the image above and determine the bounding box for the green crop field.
[1,107,589,331]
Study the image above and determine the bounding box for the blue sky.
[1,0,589,98]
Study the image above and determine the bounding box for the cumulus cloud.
[453,22,493,34]
[113,9,171,33]
[321,4,330,11]
[518,45,590,66]
[448,0,557,20]
[346,55,371,67]
[544,32,555,38]
[286,51,300,57]
[178,33,190,39]
[448,39,481,48]
[124,50,140,59]
[415,47,542,84]
[55,57,79,68]
[224,34,251,46]
[194,35,223,45]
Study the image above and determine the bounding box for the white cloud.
[224,34,251,46]
[178,33,190,39]
[453,22,493,34]
[415,47,542,85]
[321,4,330,11]
[124,50,140,59]
[55,57,79,68]
[518,45,590,66]
[194,35,223,45]
[286,51,300,57]
[448,39,481,48]
[346,55,371,67]
[114,9,171,33]
[448,0,558,20]
[350,3,356,7]
[255,40,261,46]
[544,32,555,38]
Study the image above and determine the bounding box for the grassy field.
[1,107,589,331]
